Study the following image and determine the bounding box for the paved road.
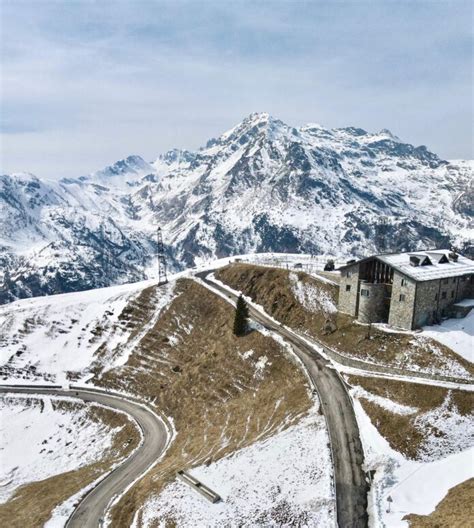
[0,385,169,528]
[196,271,369,528]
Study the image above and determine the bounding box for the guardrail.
[177,470,221,503]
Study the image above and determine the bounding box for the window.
[399,294,406,302]
[453,278,456,284]
[346,284,351,292]
[401,278,407,286]
[361,289,370,297]
[451,291,455,298]
[441,291,447,300]
[346,271,352,278]
[435,294,438,301]
[443,278,448,285]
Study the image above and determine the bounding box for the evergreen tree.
[324,259,335,271]
[233,294,249,336]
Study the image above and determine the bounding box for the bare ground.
[93,278,312,527]
[215,264,474,379]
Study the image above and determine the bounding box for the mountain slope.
[1,113,472,303]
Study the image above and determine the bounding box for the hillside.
[346,375,473,527]
[214,263,474,381]
[1,113,472,303]
[0,273,334,526]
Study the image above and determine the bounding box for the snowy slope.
[0,395,121,503]
[422,307,474,362]
[134,404,334,527]
[1,113,472,303]
[0,276,177,385]
[352,390,473,527]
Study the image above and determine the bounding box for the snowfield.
[0,276,178,385]
[0,395,121,503]
[133,405,335,527]
[422,307,474,363]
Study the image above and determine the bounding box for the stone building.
[338,250,474,330]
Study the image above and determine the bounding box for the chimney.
[449,252,459,262]
[409,255,420,267]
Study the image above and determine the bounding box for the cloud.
[1,0,472,178]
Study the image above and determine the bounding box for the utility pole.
[157,227,168,285]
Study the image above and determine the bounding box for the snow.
[134,405,335,527]
[0,275,179,384]
[350,386,418,416]
[337,366,474,392]
[422,308,473,362]
[2,113,472,306]
[377,251,474,282]
[352,391,474,527]
[0,394,120,503]
[289,272,337,314]
[192,252,347,275]
[453,298,474,308]
[254,355,270,377]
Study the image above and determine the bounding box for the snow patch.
[422,308,474,363]
[134,405,335,527]
[289,272,337,314]
[352,391,474,527]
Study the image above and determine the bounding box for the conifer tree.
[233,294,249,336]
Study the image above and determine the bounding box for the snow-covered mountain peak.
[377,128,400,142]
[0,112,472,304]
[6,171,39,181]
[78,155,156,190]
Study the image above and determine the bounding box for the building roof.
[340,250,474,282]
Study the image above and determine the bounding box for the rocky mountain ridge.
[1,112,472,303]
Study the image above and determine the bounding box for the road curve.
[0,385,170,528]
[196,271,369,528]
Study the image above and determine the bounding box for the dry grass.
[404,478,474,527]
[0,400,140,528]
[216,264,337,335]
[216,264,474,379]
[94,278,312,527]
[346,375,473,459]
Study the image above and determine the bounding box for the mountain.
[1,113,472,303]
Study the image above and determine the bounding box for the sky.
[1,0,472,178]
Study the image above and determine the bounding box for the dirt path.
[196,271,369,528]
[0,385,170,528]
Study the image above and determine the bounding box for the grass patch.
[346,375,473,460]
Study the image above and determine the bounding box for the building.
[338,250,474,330]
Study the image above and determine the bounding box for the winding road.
[2,270,369,528]
[196,271,370,528]
[0,385,170,528]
